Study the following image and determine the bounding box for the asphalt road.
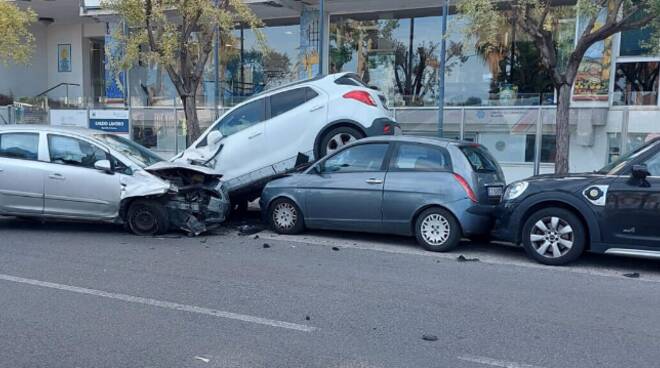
[1,215,660,368]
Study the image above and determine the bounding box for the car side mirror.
[94,159,113,174]
[632,164,650,180]
[207,130,223,145]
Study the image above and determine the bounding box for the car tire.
[127,199,170,236]
[268,198,304,235]
[318,126,364,158]
[415,207,461,252]
[521,207,586,266]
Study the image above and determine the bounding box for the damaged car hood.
[145,161,221,177]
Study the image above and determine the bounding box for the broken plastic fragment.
[331,247,340,251]
[263,243,271,249]
[422,334,438,342]
[623,272,640,278]
[457,255,479,262]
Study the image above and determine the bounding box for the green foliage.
[0,2,37,65]
[102,0,265,91]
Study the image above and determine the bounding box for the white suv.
[177,72,399,201]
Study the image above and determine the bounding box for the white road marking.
[194,356,211,363]
[261,232,660,284]
[0,273,316,333]
[457,355,546,368]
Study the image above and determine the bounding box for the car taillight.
[383,124,392,135]
[343,90,377,107]
[453,173,478,203]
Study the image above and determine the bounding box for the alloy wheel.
[326,133,357,155]
[273,202,297,230]
[420,213,451,246]
[529,216,574,258]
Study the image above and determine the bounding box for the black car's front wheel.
[415,207,461,252]
[268,198,305,235]
[521,208,586,265]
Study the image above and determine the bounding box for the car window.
[0,133,39,161]
[48,135,107,169]
[214,98,266,137]
[270,88,308,118]
[459,145,498,172]
[321,144,388,173]
[645,151,660,176]
[392,144,449,171]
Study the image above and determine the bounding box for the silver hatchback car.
[261,136,506,251]
[0,125,229,235]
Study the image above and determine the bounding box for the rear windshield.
[459,145,499,173]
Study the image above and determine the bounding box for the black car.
[493,137,660,265]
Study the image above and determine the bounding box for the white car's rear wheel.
[318,126,364,158]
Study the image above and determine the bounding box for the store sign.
[50,110,88,128]
[89,110,129,133]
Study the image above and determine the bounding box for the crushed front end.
[143,162,230,236]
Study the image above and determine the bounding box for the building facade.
[1,0,658,181]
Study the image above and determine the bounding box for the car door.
[304,142,390,232]
[382,143,454,235]
[0,132,44,214]
[603,149,660,248]
[201,98,268,186]
[43,134,121,219]
[265,87,326,168]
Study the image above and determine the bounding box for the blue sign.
[89,110,129,133]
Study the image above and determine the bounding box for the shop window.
[607,133,660,163]
[613,62,660,106]
[525,135,557,163]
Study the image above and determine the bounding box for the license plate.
[487,186,503,197]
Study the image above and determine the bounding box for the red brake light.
[343,90,377,107]
[383,124,392,134]
[453,173,478,203]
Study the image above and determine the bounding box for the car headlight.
[503,181,529,201]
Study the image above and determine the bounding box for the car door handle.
[248,132,262,140]
[49,173,65,180]
[366,178,383,185]
[309,105,324,112]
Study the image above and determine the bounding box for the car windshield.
[597,141,657,175]
[93,134,163,168]
[459,144,499,173]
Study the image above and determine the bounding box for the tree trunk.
[554,83,572,174]
[182,95,201,146]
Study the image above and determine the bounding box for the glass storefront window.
[612,62,660,106]
[607,133,660,163]
[330,8,573,108]
[223,24,301,106]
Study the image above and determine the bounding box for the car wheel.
[127,199,169,236]
[521,208,586,265]
[318,126,364,158]
[269,198,304,234]
[415,207,461,252]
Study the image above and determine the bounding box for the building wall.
[0,23,49,98]
[46,24,85,100]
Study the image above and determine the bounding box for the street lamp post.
[437,0,449,138]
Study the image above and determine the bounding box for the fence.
[3,97,620,181]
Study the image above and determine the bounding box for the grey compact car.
[0,125,229,236]
[261,136,506,251]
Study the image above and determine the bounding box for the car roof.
[0,124,103,137]
[356,135,472,147]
